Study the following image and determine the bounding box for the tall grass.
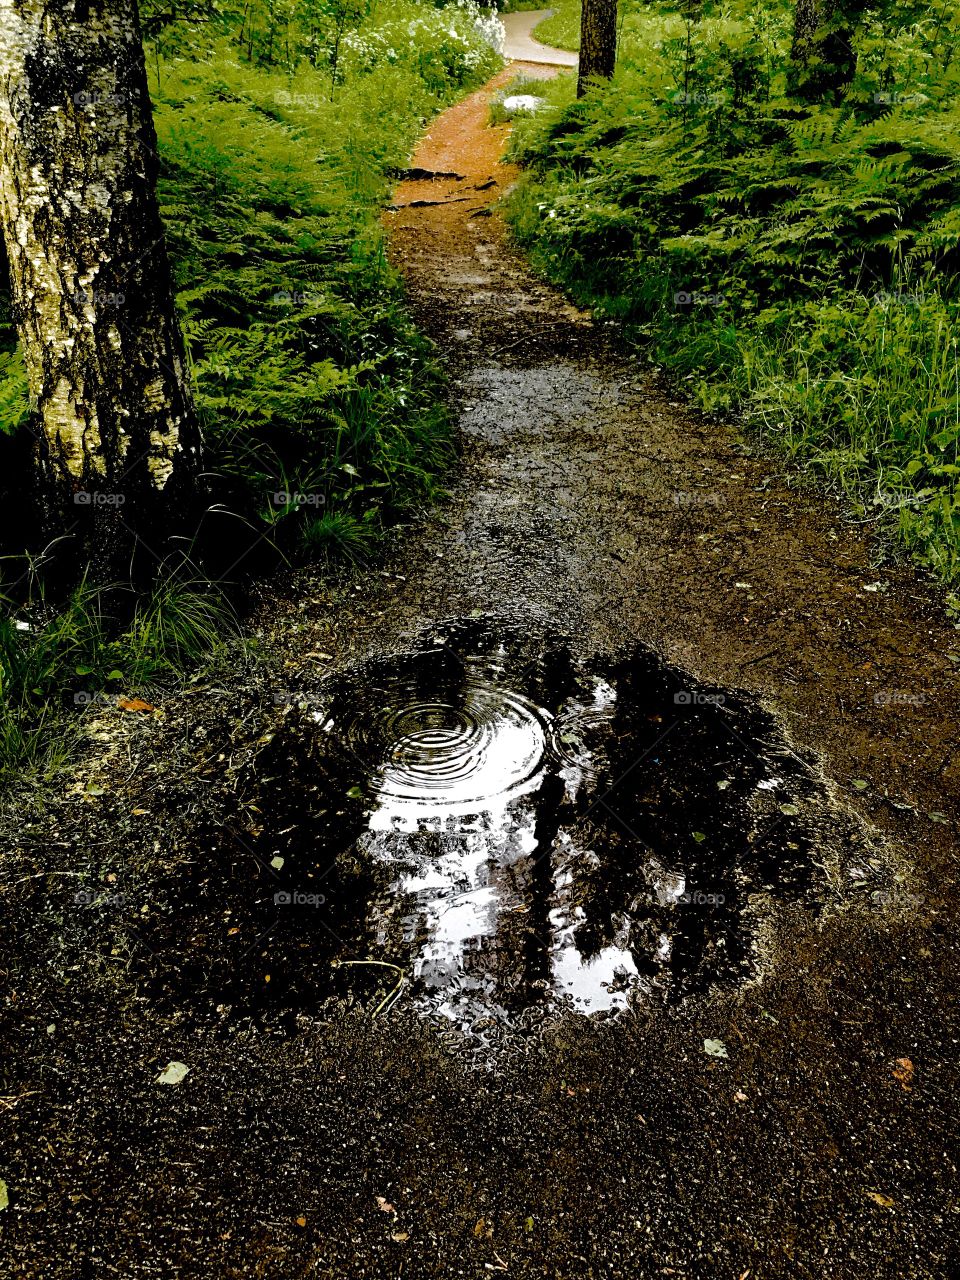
[0,578,238,783]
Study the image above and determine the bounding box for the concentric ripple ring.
[354,667,552,814]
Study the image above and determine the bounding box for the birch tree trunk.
[577,0,618,98]
[0,0,201,580]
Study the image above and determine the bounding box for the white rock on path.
[501,95,545,115]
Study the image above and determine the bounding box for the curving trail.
[2,48,959,1280]
[501,9,579,66]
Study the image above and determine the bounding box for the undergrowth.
[0,0,503,781]
[506,0,960,606]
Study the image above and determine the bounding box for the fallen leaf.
[0,1177,7,1210]
[703,1038,729,1059]
[852,779,869,791]
[392,1231,409,1242]
[865,1190,895,1208]
[376,1196,395,1214]
[779,803,800,816]
[155,1061,190,1086]
[891,1057,914,1090]
[118,697,154,713]
[295,1216,307,1228]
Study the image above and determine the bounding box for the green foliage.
[152,10,498,558]
[0,0,502,780]
[0,349,29,436]
[506,0,960,593]
[0,577,236,780]
[529,0,582,52]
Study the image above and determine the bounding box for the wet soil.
[2,66,960,1280]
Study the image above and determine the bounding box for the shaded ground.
[2,65,960,1280]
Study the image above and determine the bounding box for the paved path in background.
[502,9,579,66]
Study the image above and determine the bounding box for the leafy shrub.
[506,0,960,594]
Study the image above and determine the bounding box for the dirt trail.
[2,68,959,1280]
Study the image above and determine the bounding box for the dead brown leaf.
[118,697,154,713]
[891,1057,914,1090]
[865,1190,895,1208]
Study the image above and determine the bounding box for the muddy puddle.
[140,619,884,1041]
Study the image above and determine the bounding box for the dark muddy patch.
[133,619,884,1039]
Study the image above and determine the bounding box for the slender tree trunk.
[577,0,618,98]
[790,0,820,68]
[0,0,201,582]
[788,0,860,103]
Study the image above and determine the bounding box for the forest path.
[3,63,959,1280]
[379,66,960,811]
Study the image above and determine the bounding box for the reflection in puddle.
[319,634,635,1022]
[307,622,878,1034]
[368,656,551,821]
[145,619,882,1037]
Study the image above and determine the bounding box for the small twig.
[5,870,84,887]
[490,322,568,356]
[0,1090,38,1111]
[332,959,405,1018]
